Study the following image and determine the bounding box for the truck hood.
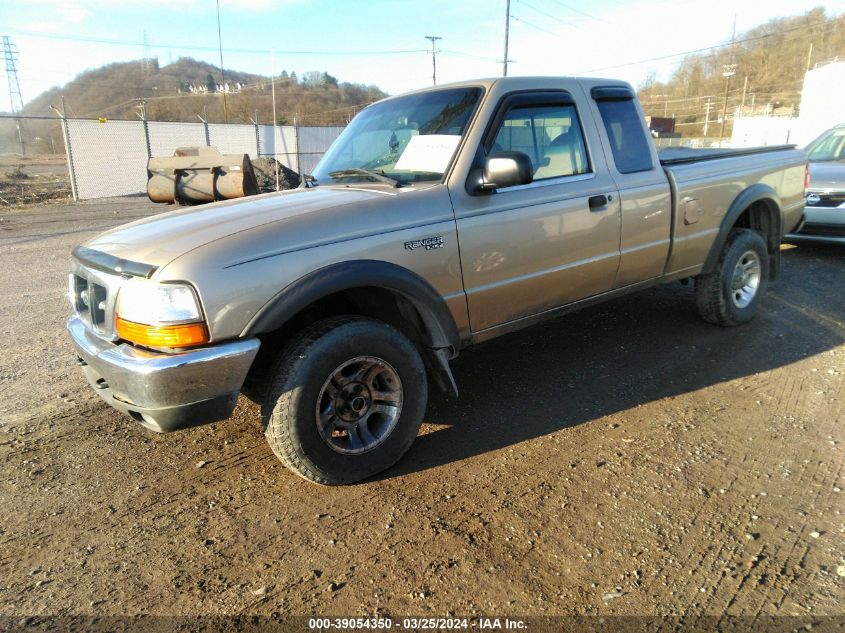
[80,187,402,271]
[809,161,845,191]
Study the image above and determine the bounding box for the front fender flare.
[241,260,461,353]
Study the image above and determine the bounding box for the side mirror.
[479,151,533,192]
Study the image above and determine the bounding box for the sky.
[1,0,845,113]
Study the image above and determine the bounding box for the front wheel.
[262,316,428,485]
[695,228,770,326]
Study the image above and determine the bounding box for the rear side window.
[595,98,653,174]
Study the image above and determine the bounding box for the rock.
[603,590,624,601]
[195,461,208,469]
[745,533,759,541]
[251,585,267,597]
[810,531,821,539]
[836,565,845,577]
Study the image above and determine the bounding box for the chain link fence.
[0,114,344,200]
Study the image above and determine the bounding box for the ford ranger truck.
[66,77,807,485]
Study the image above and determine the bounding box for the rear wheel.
[262,316,427,485]
[695,228,769,326]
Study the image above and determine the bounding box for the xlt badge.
[404,236,444,251]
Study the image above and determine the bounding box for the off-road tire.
[695,228,769,326]
[262,316,428,485]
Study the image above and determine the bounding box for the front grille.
[807,191,845,207]
[69,263,123,340]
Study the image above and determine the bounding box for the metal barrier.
[0,114,344,200]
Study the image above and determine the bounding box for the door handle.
[588,194,612,210]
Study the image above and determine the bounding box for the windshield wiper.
[328,168,401,188]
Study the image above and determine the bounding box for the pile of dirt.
[250,156,301,193]
[6,166,29,180]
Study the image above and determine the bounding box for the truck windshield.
[806,128,845,162]
[311,87,482,186]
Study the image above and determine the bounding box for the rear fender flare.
[702,184,783,275]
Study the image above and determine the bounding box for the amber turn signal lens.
[115,317,209,348]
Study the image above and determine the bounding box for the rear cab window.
[592,86,654,174]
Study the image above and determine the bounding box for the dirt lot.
[0,197,842,627]
[0,154,72,208]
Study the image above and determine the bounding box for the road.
[0,197,842,626]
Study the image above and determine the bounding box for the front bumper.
[67,316,260,432]
[784,205,845,244]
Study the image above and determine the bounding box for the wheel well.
[243,286,434,399]
[731,199,781,253]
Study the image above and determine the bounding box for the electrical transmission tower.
[3,35,25,154]
[3,35,23,113]
[142,29,152,74]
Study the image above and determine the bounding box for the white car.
[786,124,845,244]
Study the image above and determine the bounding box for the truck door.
[450,91,621,333]
[586,84,672,287]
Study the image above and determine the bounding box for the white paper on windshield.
[394,134,461,173]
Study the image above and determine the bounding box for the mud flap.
[422,347,459,398]
[769,247,781,282]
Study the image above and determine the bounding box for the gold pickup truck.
[66,77,807,484]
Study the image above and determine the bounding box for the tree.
[289,71,298,84]
[206,73,217,93]
[302,71,324,86]
[322,72,339,87]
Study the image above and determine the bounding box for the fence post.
[293,113,301,174]
[201,106,211,146]
[137,99,151,158]
[254,111,261,157]
[51,98,78,201]
[59,115,79,201]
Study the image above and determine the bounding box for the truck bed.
[658,144,797,165]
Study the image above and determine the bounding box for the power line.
[548,0,608,23]
[518,0,573,27]
[572,13,845,75]
[510,13,559,37]
[5,28,429,57]
[439,49,499,63]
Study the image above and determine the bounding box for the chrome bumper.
[784,206,845,244]
[67,316,260,432]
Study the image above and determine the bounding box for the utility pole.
[739,75,748,117]
[502,0,511,76]
[806,42,814,70]
[703,97,711,137]
[425,36,442,85]
[719,15,737,141]
[215,0,229,123]
[271,48,279,191]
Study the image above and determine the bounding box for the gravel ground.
[0,197,843,626]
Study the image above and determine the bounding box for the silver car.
[786,124,845,244]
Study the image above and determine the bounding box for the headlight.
[117,279,202,324]
[116,279,208,348]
